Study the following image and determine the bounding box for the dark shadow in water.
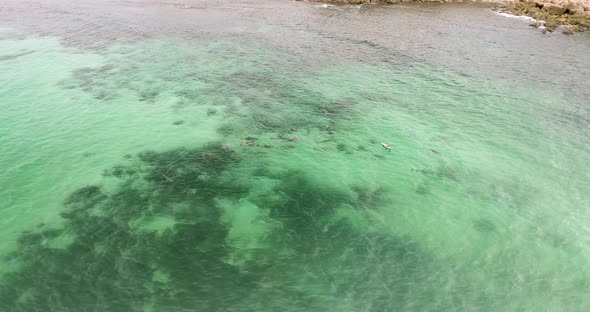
[0,144,434,311]
[473,218,497,233]
[0,144,253,311]
[65,51,359,135]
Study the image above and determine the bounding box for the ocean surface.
[1,0,590,311]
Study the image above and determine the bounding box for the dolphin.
[381,142,391,152]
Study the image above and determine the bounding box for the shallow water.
[1,0,590,311]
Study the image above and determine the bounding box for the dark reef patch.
[473,219,497,234]
[0,143,432,311]
[0,144,248,311]
[61,43,366,140]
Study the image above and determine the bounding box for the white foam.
[495,11,537,23]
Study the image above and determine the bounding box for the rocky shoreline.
[304,0,590,34]
[305,0,507,3]
[499,0,590,34]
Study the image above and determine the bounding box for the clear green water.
[1,1,590,311]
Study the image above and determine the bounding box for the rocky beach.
[306,0,590,34]
[501,0,590,33]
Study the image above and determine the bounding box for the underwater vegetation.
[0,144,247,312]
[0,143,433,312]
[62,40,362,139]
[1,41,457,311]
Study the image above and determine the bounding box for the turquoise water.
[1,1,590,311]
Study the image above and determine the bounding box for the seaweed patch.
[0,145,430,311]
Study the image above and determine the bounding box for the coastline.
[499,0,590,33]
[303,0,590,34]
[305,0,507,3]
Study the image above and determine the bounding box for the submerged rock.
[545,18,560,28]
[429,149,441,155]
[563,25,576,33]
